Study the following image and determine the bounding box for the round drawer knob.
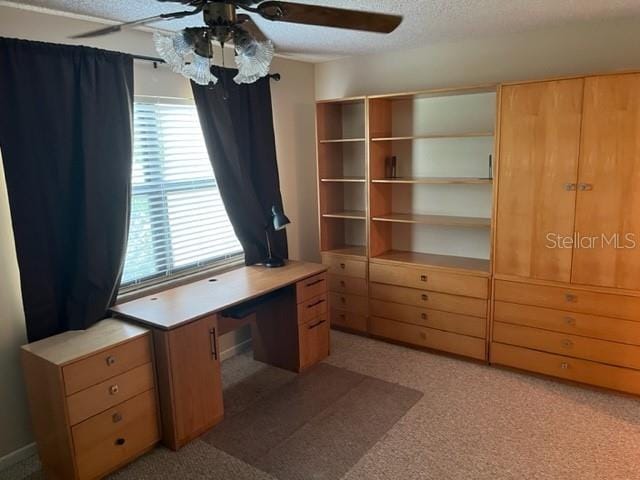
[115,438,126,446]
[421,294,428,301]
[420,313,427,320]
[565,293,577,303]
[109,384,119,395]
[340,263,345,269]
[561,339,573,348]
[340,297,346,304]
[420,275,427,282]
[112,412,123,423]
[340,281,346,287]
[563,317,576,326]
[560,362,569,369]
[106,355,116,366]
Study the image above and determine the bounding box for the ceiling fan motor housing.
[203,2,238,43]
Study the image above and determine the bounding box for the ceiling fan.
[72,1,403,85]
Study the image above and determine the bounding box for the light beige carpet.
[3,330,640,480]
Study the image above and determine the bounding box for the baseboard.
[0,442,37,472]
[220,338,252,361]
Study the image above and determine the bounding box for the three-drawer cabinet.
[21,319,160,480]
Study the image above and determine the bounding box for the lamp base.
[264,257,286,268]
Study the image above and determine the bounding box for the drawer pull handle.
[109,384,119,395]
[419,332,427,340]
[106,355,116,366]
[563,317,576,326]
[209,327,218,361]
[563,183,577,191]
[420,313,427,320]
[306,279,325,287]
[112,412,123,423]
[420,275,427,282]
[560,362,569,369]
[421,294,429,301]
[561,339,573,348]
[309,319,326,330]
[340,297,346,304]
[340,313,346,319]
[340,263,346,269]
[340,280,346,287]
[565,293,577,303]
[308,299,326,308]
[115,438,126,446]
[578,183,593,191]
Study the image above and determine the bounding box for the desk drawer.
[296,273,327,303]
[63,335,152,396]
[328,275,368,296]
[329,309,368,333]
[73,389,159,480]
[371,299,486,338]
[370,282,486,318]
[494,280,640,321]
[370,317,486,360]
[490,342,640,396]
[370,263,488,299]
[494,301,640,345]
[299,314,329,370]
[297,293,328,324]
[67,363,155,425]
[329,292,369,315]
[493,322,640,370]
[321,254,367,279]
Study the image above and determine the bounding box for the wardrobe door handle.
[578,183,593,191]
[563,183,577,191]
[209,327,217,360]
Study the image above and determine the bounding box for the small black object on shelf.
[264,204,290,268]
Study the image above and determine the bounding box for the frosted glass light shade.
[233,30,274,84]
[182,54,218,86]
[154,32,218,86]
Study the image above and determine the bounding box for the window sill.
[115,255,245,305]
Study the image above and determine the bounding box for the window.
[121,98,242,289]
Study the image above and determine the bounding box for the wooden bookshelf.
[371,250,490,276]
[371,177,492,185]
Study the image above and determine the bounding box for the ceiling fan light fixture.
[182,53,219,86]
[233,28,274,84]
[153,32,189,73]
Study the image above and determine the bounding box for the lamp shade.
[272,205,290,231]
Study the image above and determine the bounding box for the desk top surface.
[111,260,327,330]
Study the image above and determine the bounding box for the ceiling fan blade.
[237,14,269,43]
[255,1,402,33]
[70,8,202,39]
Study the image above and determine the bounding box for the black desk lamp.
[264,204,290,268]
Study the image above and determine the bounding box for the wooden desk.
[111,260,329,450]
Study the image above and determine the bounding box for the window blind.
[121,99,242,288]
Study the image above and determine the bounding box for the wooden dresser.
[21,319,160,480]
[491,73,640,395]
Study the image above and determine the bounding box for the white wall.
[315,17,640,99]
[0,4,317,461]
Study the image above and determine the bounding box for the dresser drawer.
[67,362,155,426]
[494,301,640,345]
[73,389,159,480]
[296,273,327,303]
[321,254,367,279]
[299,313,329,370]
[328,274,368,296]
[370,282,487,318]
[493,322,640,370]
[494,280,640,321]
[370,317,486,360]
[371,299,486,338]
[329,309,368,333]
[297,293,328,324]
[370,263,488,299]
[490,342,640,396]
[329,292,369,315]
[63,334,152,395]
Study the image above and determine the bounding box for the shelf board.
[371,177,492,185]
[371,213,491,228]
[368,84,497,101]
[371,250,490,276]
[319,138,366,144]
[321,176,366,183]
[322,245,367,259]
[370,132,493,142]
[322,210,366,220]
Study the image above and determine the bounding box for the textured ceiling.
[6,0,640,61]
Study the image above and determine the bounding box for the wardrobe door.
[572,74,640,290]
[495,79,583,282]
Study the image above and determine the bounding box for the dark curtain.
[191,67,287,265]
[0,37,134,342]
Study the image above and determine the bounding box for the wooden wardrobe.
[491,73,640,395]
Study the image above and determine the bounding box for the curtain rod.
[132,53,281,81]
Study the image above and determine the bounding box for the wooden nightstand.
[21,319,160,480]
